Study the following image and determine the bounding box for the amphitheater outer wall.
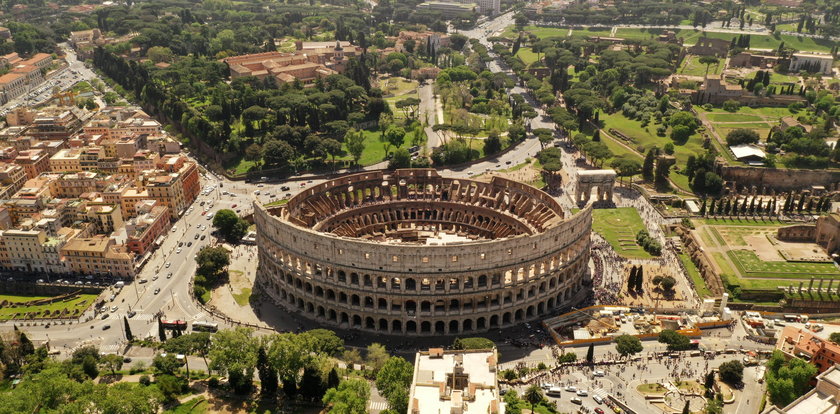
[253,172,592,336]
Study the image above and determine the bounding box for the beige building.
[0,227,73,274]
[789,53,833,75]
[409,348,502,414]
[224,41,362,85]
[61,236,135,278]
[49,148,83,173]
[0,72,26,104]
[0,163,27,199]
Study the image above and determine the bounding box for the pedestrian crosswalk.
[192,312,206,320]
[127,312,155,321]
[368,401,389,412]
[100,344,121,353]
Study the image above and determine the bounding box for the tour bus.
[160,319,188,330]
[191,321,219,332]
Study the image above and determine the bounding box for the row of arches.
[258,277,583,334]
[257,250,586,318]
[257,236,589,294]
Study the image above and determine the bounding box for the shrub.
[139,375,151,386]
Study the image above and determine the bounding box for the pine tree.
[123,316,133,341]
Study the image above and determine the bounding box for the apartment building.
[14,149,51,179]
[776,325,840,374]
[49,148,83,172]
[61,236,135,278]
[125,201,170,256]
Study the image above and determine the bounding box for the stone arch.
[435,321,446,334]
[463,319,473,332]
[407,320,417,333]
[378,298,388,310]
[502,312,511,325]
[449,320,459,334]
[515,309,524,321]
[352,315,362,327]
[477,317,486,330]
[421,321,431,333]
[392,320,402,333]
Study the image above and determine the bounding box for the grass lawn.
[591,207,653,259]
[384,94,420,119]
[338,128,419,167]
[0,293,98,320]
[700,217,789,226]
[614,28,836,52]
[601,112,703,191]
[680,253,712,297]
[232,288,252,306]
[680,55,723,76]
[637,383,667,394]
[727,250,840,279]
[381,77,418,97]
[164,396,208,414]
[570,27,613,39]
[522,25,570,39]
[516,47,539,65]
[263,198,289,207]
[705,113,765,122]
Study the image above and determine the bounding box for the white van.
[576,390,588,397]
[547,387,563,397]
[593,395,604,404]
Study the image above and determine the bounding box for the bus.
[160,319,187,330]
[191,321,219,332]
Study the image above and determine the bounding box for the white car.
[165,262,171,268]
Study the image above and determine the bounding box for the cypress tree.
[123,316,133,341]
[158,318,166,342]
[586,343,595,364]
[708,198,716,216]
[628,266,638,292]
[635,266,644,291]
[257,346,278,397]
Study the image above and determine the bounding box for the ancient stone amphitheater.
[254,169,592,335]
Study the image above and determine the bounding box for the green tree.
[147,46,173,63]
[725,129,760,146]
[323,378,370,414]
[322,138,344,171]
[484,132,502,155]
[658,330,691,351]
[208,328,259,394]
[586,343,595,364]
[829,332,840,344]
[344,128,366,165]
[155,374,184,402]
[376,357,414,413]
[389,148,411,169]
[262,139,296,168]
[384,125,406,155]
[257,346,277,398]
[152,353,181,376]
[366,343,390,373]
[99,354,124,376]
[212,209,248,242]
[195,246,230,286]
[611,158,642,185]
[614,334,643,359]
[766,350,818,406]
[718,360,744,385]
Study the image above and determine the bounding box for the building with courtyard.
[254,169,592,335]
[408,348,502,414]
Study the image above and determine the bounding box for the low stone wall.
[777,224,816,242]
[717,164,840,192]
[0,282,104,296]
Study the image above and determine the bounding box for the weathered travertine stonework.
[254,169,592,335]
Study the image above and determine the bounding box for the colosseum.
[254,169,592,335]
